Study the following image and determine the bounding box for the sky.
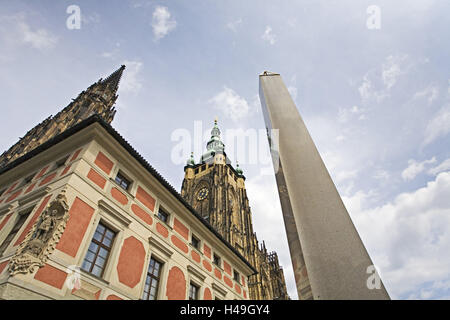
[0,0,449,300]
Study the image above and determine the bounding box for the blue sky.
[1,0,450,299]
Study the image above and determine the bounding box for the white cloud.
[424,105,450,146]
[338,105,366,123]
[119,60,143,94]
[358,54,412,102]
[413,85,439,105]
[401,157,436,181]
[382,55,407,90]
[0,13,57,51]
[428,158,450,176]
[374,169,390,181]
[261,26,276,45]
[151,6,176,40]
[226,18,242,32]
[209,87,251,122]
[344,171,450,299]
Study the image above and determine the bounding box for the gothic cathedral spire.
[0,65,126,169]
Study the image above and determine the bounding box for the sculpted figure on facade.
[8,190,70,276]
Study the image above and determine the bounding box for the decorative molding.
[18,187,51,208]
[187,265,206,282]
[8,190,70,276]
[148,235,173,257]
[212,282,227,297]
[0,202,17,216]
[98,199,132,226]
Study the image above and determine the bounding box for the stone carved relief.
[8,190,70,276]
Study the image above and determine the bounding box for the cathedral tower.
[181,120,289,300]
[0,65,125,169]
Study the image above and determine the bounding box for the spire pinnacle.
[101,65,126,93]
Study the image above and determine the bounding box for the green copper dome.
[186,152,195,166]
[201,119,226,162]
[236,162,244,176]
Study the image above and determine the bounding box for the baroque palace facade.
[0,66,288,300]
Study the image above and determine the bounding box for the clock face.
[197,188,209,201]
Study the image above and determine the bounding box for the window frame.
[114,170,132,192]
[191,234,200,250]
[81,222,116,279]
[157,206,170,224]
[54,155,70,170]
[213,253,222,268]
[189,282,200,300]
[142,256,164,300]
[0,209,32,257]
[233,270,241,284]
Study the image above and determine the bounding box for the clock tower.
[181,120,289,300]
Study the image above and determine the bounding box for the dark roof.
[0,115,257,274]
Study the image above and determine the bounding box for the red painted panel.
[131,204,153,226]
[203,244,211,259]
[60,165,72,177]
[244,290,247,299]
[173,218,189,240]
[34,264,68,289]
[241,275,246,287]
[39,172,57,187]
[5,182,18,194]
[111,187,128,205]
[116,236,146,288]
[6,189,22,203]
[70,149,82,162]
[106,294,123,300]
[171,235,188,254]
[214,268,222,280]
[202,259,212,272]
[87,168,107,189]
[224,275,233,288]
[0,213,12,232]
[203,288,212,300]
[0,260,9,275]
[56,197,95,257]
[235,283,242,295]
[25,183,36,194]
[35,166,49,180]
[94,151,114,175]
[223,260,232,276]
[136,186,155,212]
[156,223,169,238]
[191,250,201,263]
[166,266,186,300]
[14,195,51,246]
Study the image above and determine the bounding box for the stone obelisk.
[259,71,390,300]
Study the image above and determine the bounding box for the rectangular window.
[23,172,35,184]
[194,167,199,174]
[233,270,240,284]
[157,207,169,223]
[142,257,163,300]
[55,156,69,169]
[0,210,31,256]
[189,282,199,300]
[213,254,221,267]
[115,171,131,191]
[191,234,200,250]
[81,223,116,278]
